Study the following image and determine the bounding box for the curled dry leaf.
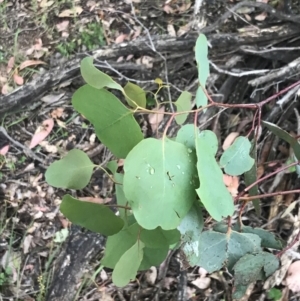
[148,106,165,132]
[19,60,46,71]
[29,118,54,149]
[222,132,239,150]
[286,261,300,292]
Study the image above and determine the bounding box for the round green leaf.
[123,138,198,230]
[220,136,254,176]
[45,149,94,189]
[60,195,124,236]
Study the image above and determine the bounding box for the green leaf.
[244,140,260,215]
[233,252,279,286]
[174,91,192,125]
[60,195,124,236]
[176,124,196,149]
[141,228,180,249]
[226,232,261,270]
[197,231,227,272]
[106,160,118,174]
[178,202,204,266]
[124,82,147,108]
[197,230,261,273]
[106,161,129,219]
[72,85,143,158]
[45,149,94,189]
[267,288,282,301]
[233,284,248,300]
[236,225,282,250]
[80,57,123,91]
[112,240,144,287]
[114,173,128,219]
[220,136,254,176]
[195,86,208,112]
[263,121,300,160]
[139,246,169,270]
[195,34,209,110]
[124,138,198,230]
[102,222,171,272]
[101,223,139,268]
[195,130,234,221]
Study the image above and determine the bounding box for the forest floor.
[1,0,300,300]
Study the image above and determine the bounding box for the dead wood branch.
[0,23,299,115]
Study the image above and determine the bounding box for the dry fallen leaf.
[13,73,24,85]
[0,144,9,156]
[7,57,15,73]
[163,5,174,14]
[223,174,239,197]
[39,141,58,153]
[167,24,176,37]
[222,132,239,150]
[286,261,300,292]
[56,20,70,32]
[40,0,55,7]
[115,33,128,44]
[29,118,54,149]
[192,276,211,290]
[23,235,33,254]
[192,267,211,290]
[19,60,47,71]
[51,107,64,119]
[255,12,267,21]
[59,6,83,17]
[1,83,13,95]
